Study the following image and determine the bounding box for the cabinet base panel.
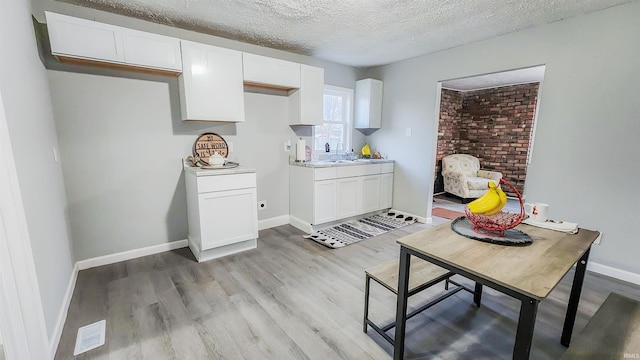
[188,238,257,263]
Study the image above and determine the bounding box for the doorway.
[433,65,545,200]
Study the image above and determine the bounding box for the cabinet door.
[360,175,381,214]
[290,65,324,125]
[243,53,300,88]
[179,41,245,122]
[380,173,394,209]
[122,29,182,71]
[355,78,383,129]
[313,180,336,224]
[199,188,258,250]
[46,11,124,63]
[336,177,360,219]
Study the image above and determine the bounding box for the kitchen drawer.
[314,167,337,181]
[381,163,394,173]
[336,164,381,178]
[197,173,256,193]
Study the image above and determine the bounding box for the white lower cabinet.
[185,169,258,262]
[360,175,381,214]
[313,180,337,224]
[289,162,394,232]
[336,177,360,219]
[380,172,394,209]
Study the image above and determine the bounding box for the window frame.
[313,85,353,154]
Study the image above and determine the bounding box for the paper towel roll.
[296,139,306,161]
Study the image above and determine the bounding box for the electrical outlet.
[284,141,291,151]
[594,232,602,245]
[258,200,267,210]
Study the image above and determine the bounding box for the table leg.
[514,297,539,359]
[561,247,591,346]
[474,283,483,307]
[364,275,371,333]
[393,247,411,360]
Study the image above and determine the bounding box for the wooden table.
[393,222,599,360]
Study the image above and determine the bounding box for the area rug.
[432,207,465,220]
[304,212,416,249]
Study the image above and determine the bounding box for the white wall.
[47,71,307,259]
[365,2,640,274]
[1,0,75,345]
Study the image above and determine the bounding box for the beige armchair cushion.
[442,154,502,199]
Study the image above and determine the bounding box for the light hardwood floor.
[55,222,640,359]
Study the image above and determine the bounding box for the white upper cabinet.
[289,64,324,125]
[242,53,300,89]
[46,11,124,63]
[121,29,182,71]
[355,78,383,129]
[45,11,182,72]
[179,40,245,122]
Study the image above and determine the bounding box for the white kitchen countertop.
[184,164,256,176]
[289,159,394,168]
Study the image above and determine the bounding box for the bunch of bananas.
[467,182,507,216]
[361,143,371,157]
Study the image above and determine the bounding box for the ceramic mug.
[524,202,549,222]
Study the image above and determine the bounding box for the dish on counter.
[200,162,239,170]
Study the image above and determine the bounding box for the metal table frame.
[393,245,591,359]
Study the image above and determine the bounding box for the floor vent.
[73,320,106,356]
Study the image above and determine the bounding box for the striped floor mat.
[304,212,416,248]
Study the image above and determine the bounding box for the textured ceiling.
[58,0,634,67]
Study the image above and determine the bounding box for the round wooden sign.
[192,133,228,165]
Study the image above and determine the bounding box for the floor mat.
[432,207,465,220]
[304,212,416,248]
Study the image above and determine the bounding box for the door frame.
[0,90,51,359]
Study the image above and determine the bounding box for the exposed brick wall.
[434,89,463,193]
[436,83,539,195]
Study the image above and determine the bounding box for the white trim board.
[258,215,290,231]
[0,88,50,359]
[588,261,640,286]
[77,239,188,271]
[49,262,79,358]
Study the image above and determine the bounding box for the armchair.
[442,154,502,201]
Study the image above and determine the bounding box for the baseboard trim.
[77,239,188,271]
[288,215,312,233]
[588,261,640,286]
[49,262,79,358]
[258,215,290,230]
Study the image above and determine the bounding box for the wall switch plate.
[284,141,291,151]
[228,142,234,153]
[258,200,267,210]
[406,128,412,137]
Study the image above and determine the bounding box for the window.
[314,85,353,153]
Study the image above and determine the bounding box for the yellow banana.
[484,187,507,216]
[361,143,371,156]
[467,182,500,214]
